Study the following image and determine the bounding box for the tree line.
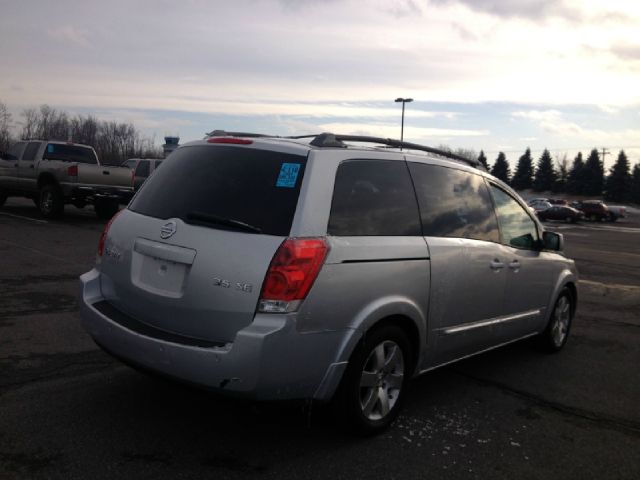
[0,101,162,165]
[477,148,640,204]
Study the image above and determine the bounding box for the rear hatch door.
[98,143,308,344]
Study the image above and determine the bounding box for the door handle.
[29,164,34,169]
[102,170,110,175]
[490,259,504,271]
[509,260,521,271]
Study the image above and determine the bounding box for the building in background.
[162,135,179,158]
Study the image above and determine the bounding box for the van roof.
[198,130,484,170]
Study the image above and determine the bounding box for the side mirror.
[543,231,564,252]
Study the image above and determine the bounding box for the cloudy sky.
[1,0,639,167]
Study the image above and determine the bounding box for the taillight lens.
[67,165,78,176]
[96,210,123,264]
[258,238,329,313]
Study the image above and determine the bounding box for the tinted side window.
[22,142,41,161]
[328,160,421,236]
[135,160,150,177]
[489,185,539,249]
[408,163,499,242]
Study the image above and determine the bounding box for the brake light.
[67,165,78,176]
[96,210,123,263]
[207,137,253,145]
[258,238,329,313]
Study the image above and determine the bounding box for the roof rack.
[205,130,483,170]
[289,133,482,169]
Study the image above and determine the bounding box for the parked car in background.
[528,199,552,212]
[122,158,164,191]
[0,140,133,219]
[547,198,568,206]
[608,205,627,219]
[537,205,584,223]
[80,131,577,434]
[572,200,617,222]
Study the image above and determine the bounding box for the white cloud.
[47,26,91,48]
[317,122,489,139]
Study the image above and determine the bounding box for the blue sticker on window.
[47,144,54,153]
[276,163,300,188]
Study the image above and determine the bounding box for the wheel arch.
[37,172,60,190]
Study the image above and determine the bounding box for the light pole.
[395,97,413,144]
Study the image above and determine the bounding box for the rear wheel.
[537,288,573,352]
[338,324,411,435]
[38,185,64,218]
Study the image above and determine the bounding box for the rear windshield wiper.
[185,212,262,234]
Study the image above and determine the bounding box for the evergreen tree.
[566,152,585,195]
[477,150,489,170]
[532,149,557,192]
[491,152,511,183]
[582,149,604,197]
[604,151,631,202]
[511,148,534,191]
[630,164,640,204]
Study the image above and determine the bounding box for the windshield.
[129,145,307,236]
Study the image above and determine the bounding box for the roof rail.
[204,130,483,170]
[290,133,482,169]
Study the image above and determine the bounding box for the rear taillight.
[258,238,329,313]
[96,210,123,264]
[67,165,78,176]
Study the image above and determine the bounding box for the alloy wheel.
[359,340,404,421]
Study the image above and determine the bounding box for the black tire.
[0,189,7,208]
[94,198,119,220]
[338,324,412,435]
[537,288,574,353]
[38,185,64,218]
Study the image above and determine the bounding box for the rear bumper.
[79,269,350,401]
[61,183,134,204]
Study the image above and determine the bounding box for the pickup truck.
[0,140,134,219]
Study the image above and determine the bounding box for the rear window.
[44,143,98,164]
[129,145,307,236]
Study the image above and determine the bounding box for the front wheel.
[338,324,412,435]
[537,288,574,352]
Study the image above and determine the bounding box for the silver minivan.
[80,132,577,433]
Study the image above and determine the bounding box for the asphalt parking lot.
[1,198,639,480]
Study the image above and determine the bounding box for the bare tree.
[0,100,13,152]
[19,104,162,164]
[21,107,38,140]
